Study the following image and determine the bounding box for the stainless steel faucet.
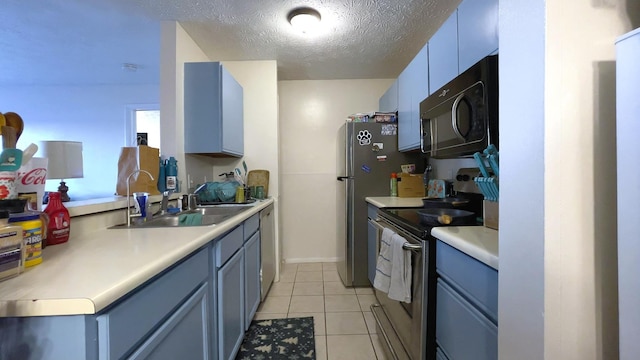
[186,183,208,210]
[158,190,174,215]
[126,169,155,227]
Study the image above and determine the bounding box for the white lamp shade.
[38,141,84,180]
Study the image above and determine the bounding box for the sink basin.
[110,205,252,229]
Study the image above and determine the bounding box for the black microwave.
[420,55,498,158]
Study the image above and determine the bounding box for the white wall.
[159,24,283,273]
[498,0,545,358]
[500,1,627,359]
[212,61,279,200]
[278,79,393,263]
[0,84,158,200]
[160,21,212,192]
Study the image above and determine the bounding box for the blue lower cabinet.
[217,247,245,360]
[436,241,498,323]
[244,231,261,329]
[128,283,210,360]
[97,248,209,360]
[0,214,266,360]
[436,279,497,360]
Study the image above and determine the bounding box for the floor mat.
[235,316,316,360]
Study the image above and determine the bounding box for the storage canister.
[10,212,43,267]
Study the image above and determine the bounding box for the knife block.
[483,200,499,230]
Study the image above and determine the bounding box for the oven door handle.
[402,243,422,252]
[369,218,385,232]
[372,218,423,253]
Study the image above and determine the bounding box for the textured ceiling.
[0,0,460,85]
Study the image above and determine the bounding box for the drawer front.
[436,240,498,323]
[436,279,497,360]
[243,213,259,240]
[128,283,210,360]
[216,226,243,266]
[97,247,209,360]
[367,204,379,220]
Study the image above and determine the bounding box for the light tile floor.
[253,262,388,360]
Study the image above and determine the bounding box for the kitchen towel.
[388,233,412,303]
[373,228,395,293]
[178,212,202,226]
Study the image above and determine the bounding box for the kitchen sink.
[109,205,253,229]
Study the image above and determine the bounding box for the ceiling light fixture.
[287,7,321,34]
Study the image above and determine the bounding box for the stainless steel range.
[369,168,483,360]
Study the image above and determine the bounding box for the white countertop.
[431,226,499,270]
[365,196,424,208]
[0,199,274,317]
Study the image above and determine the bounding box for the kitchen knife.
[474,152,490,178]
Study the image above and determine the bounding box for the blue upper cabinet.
[184,62,244,157]
[428,10,459,94]
[458,0,499,73]
[379,79,398,112]
[398,45,429,152]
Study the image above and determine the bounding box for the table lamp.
[39,141,84,202]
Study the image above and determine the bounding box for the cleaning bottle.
[390,172,398,197]
[43,192,70,245]
[165,157,178,192]
[157,157,166,192]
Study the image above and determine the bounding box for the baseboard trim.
[284,257,341,264]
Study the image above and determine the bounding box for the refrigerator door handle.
[337,176,354,181]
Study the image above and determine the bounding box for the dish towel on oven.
[373,228,395,292]
[388,233,412,303]
[373,229,412,303]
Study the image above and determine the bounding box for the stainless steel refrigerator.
[336,122,420,287]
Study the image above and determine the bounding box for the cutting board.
[247,170,269,197]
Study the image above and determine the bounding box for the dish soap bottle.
[44,192,70,245]
[390,172,398,197]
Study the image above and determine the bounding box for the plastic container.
[9,212,43,267]
[0,210,24,281]
[390,173,398,197]
[235,186,245,203]
[43,192,70,245]
[165,157,178,192]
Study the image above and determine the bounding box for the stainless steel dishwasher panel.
[260,204,276,301]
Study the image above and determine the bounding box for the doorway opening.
[125,104,160,151]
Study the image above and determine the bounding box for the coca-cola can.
[16,157,48,211]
